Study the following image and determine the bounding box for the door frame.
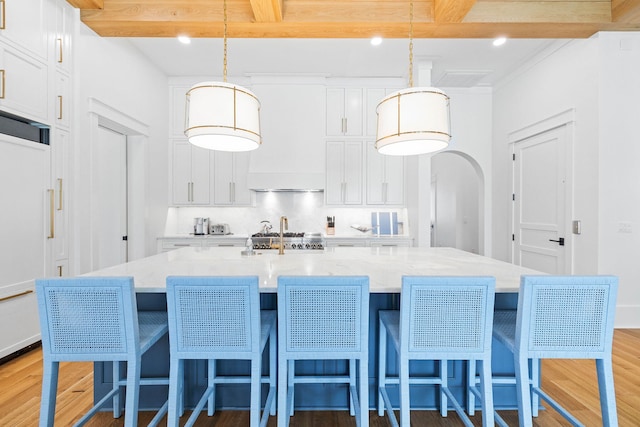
[87,98,149,270]
[508,108,575,274]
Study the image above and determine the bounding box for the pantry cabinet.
[366,140,404,205]
[53,0,74,74]
[326,140,363,205]
[213,151,252,206]
[0,0,49,60]
[172,140,211,205]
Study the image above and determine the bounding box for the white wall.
[432,152,480,253]
[596,32,640,327]
[408,88,493,253]
[71,24,169,274]
[492,34,640,326]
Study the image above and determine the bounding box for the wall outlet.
[618,222,633,234]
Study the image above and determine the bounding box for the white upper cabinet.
[172,140,211,205]
[326,140,363,205]
[0,0,48,60]
[326,88,363,136]
[366,140,405,205]
[53,0,73,74]
[213,151,252,206]
[0,42,48,123]
[365,88,386,137]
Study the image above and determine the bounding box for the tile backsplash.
[164,192,408,236]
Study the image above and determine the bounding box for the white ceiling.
[126,37,565,87]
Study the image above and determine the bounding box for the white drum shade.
[185,81,262,152]
[375,87,451,156]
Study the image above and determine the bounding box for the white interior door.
[513,126,567,274]
[94,126,127,269]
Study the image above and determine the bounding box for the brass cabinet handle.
[57,95,63,120]
[0,69,5,99]
[57,38,63,63]
[57,265,63,277]
[57,178,63,210]
[0,290,33,303]
[48,189,55,238]
[0,0,5,30]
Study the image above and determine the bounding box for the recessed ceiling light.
[371,36,383,46]
[178,35,191,45]
[493,37,507,47]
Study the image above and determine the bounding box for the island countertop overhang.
[84,246,542,293]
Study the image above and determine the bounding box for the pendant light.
[375,1,451,156]
[184,0,262,152]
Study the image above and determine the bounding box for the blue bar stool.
[491,275,619,427]
[165,276,276,427]
[35,277,169,427]
[277,276,370,427]
[378,276,496,427]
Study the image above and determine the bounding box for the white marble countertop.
[85,246,542,293]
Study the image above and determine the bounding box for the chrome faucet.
[279,216,288,255]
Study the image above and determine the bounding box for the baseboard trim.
[0,341,42,366]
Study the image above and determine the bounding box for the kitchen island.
[86,246,541,412]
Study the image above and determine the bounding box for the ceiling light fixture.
[177,35,191,44]
[184,0,262,152]
[371,36,383,46]
[493,36,507,46]
[374,0,451,156]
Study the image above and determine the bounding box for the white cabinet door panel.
[1,0,48,59]
[0,134,49,359]
[0,44,49,123]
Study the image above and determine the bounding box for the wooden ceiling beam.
[612,0,640,22]
[465,1,611,23]
[66,0,103,9]
[434,0,476,23]
[76,20,640,38]
[249,0,283,22]
[72,0,640,38]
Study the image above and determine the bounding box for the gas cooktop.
[250,232,325,250]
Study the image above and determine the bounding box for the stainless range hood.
[247,81,326,192]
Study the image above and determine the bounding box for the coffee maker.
[193,217,209,235]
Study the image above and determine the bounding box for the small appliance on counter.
[193,217,209,235]
[210,223,231,235]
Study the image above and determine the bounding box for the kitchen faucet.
[279,216,288,255]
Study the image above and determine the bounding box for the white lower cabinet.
[0,134,49,359]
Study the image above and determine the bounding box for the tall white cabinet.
[0,0,75,359]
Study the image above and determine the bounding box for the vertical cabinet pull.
[48,189,55,238]
[0,69,5,99]
[57,95,63,120]
[0,0,5,30]
[57,265,63,277]
[57,178,63,210]
[57,38,63,63]
[341,117,347,134]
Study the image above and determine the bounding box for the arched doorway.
[431,151,484,255]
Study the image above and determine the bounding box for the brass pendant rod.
[409,0,414,88]
[223,0,228,83]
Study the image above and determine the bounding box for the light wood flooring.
[1,329,639,426]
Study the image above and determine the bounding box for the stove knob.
[305,243,310,249]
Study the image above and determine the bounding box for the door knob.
[549,237,565,246]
